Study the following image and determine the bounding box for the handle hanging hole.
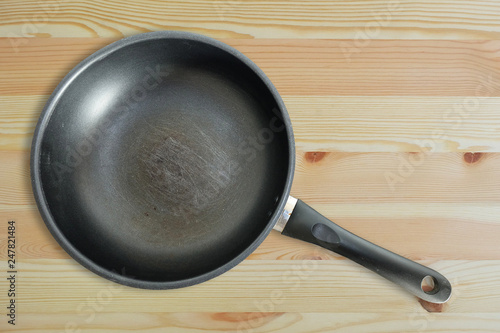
[421,275,439,294]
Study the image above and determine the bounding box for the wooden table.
[1,1,500,332]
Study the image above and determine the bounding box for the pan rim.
[30,30,296,289]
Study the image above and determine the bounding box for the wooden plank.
[288,96,500,152]
[252,212,500,261]
[292,151,500,203]
[3,150,500,261]
[21,151,500,207]
[4,95,500,152]
[2,205,500,261]
[1,39,500,97]
[8,150,500,206]
[10,150,500,209]
[1,312,500,332]
[0,0,500,39]
[0,259,497,314]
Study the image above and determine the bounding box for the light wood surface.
[1,0,500,39]
[2,39,500,97]
[1,0,500,332]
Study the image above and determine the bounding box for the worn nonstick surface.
[32,31,451,303]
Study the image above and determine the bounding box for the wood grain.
[1,1,500,331]
[10,151,500,206]
[0,259,497,315]
[2,150,500,262]
[0,151,32,210]
[292,151,500,203]
[0,95,40,151]
[1,0,500,39]
[4,95,500,152]
[1,39,500,97]
[288,96,500,152]
[2,205,500,261]
[2,312,500,333]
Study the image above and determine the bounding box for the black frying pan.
[31,31,451,303]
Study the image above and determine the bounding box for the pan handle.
[274,197,452,303]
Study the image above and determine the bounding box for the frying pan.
[31,31,451,303]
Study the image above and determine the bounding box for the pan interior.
[36,37,290,285]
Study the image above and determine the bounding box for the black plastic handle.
[281,199,452,303]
